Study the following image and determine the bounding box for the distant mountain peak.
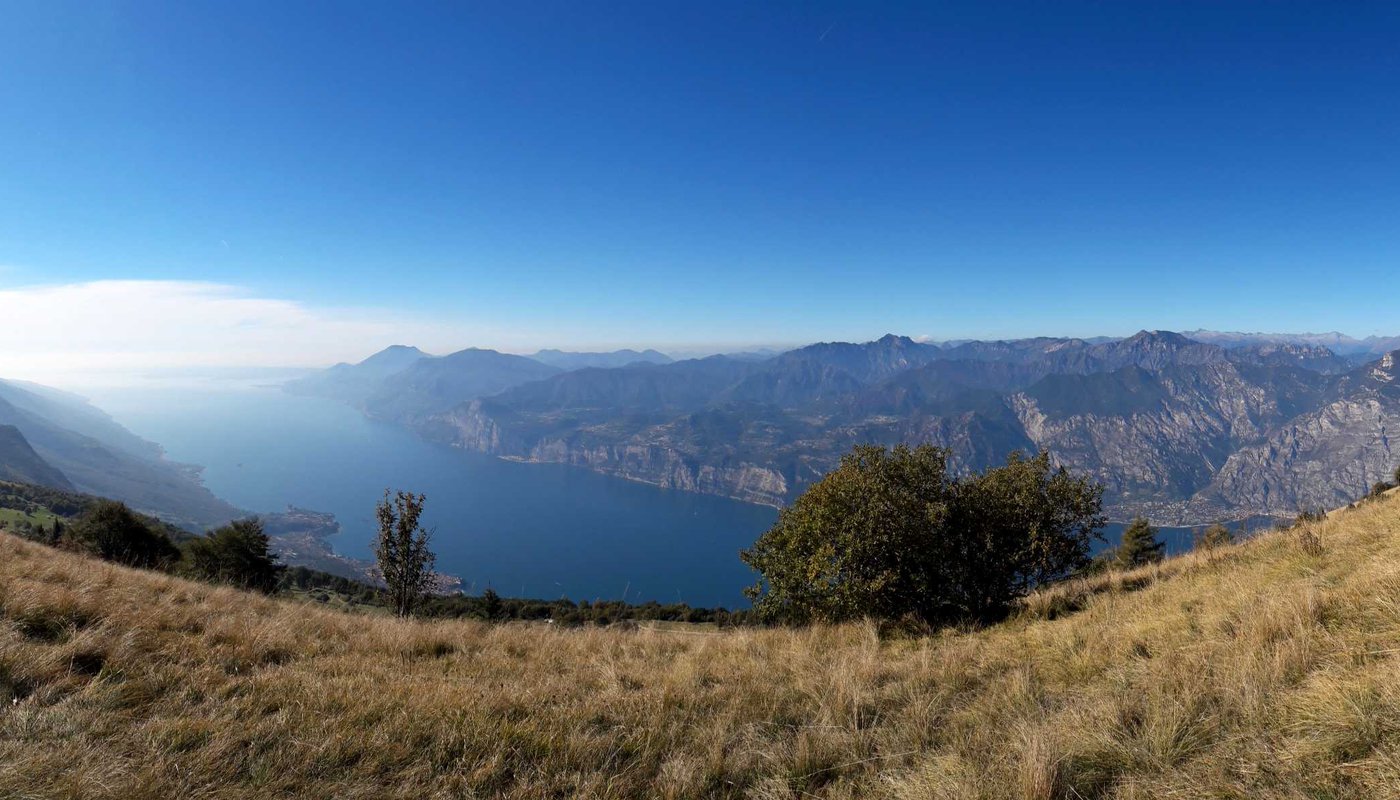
[876,333,916,346]
[1126,330,1191,345]
[357,345,430,367]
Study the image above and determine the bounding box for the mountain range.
[288,333,1400,524]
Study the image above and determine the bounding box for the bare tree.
[374,490,436,617]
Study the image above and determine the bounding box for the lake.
[82,383,1268,608]
[87,385,778,608]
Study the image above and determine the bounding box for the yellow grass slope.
[5,493,1400,799]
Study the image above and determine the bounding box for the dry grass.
[5,496,1400,798]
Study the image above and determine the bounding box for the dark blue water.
[1098,517,1276,559]
[87,386,777,608]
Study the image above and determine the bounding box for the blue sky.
[1,1,1398,378]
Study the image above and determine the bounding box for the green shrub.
[1194,522,1233,551]
[741,445,1104,626]
[184,518,281,593]
[64,500,180,569]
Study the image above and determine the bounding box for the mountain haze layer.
[0,380,240,528]
[0,425,73,489]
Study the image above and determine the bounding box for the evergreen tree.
[185,518,281,593]
[481,588,503,621]
[1117,517,1165,568]
[374,490,436,617]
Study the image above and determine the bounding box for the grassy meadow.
[4,493,1400,798]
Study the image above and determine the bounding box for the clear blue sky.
[2,0,1399,353]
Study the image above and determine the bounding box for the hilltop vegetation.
[6,489,1400,797]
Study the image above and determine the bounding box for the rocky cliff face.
[406,337,1400,524]
[1191,355,1399,517]
[436,401,791,506]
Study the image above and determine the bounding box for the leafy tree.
[741,445,1103,626]
[946,450,1107,621]
[64,499,180,568]
[1195,522,1233,551]
[1116,517,1164,568]
[185,518,281,593]
[374,490,436,617]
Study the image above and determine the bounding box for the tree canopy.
[185,518,281,593]
[741,445,1104,626]
[64,499,180,569]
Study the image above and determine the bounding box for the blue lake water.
[87,386,778,608]
[1098,517,1275,559]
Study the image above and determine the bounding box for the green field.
[0,506,59,531]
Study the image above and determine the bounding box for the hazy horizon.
[9,318,1400,393]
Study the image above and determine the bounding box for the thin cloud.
[0,280,507,387]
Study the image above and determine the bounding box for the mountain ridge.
[420,333,1400,523]
[288,330,1400,524]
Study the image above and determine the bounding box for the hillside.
[6,493,1400,797]
[0,426,72,490]
[0,382,241,530]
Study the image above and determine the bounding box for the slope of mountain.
[423,331,1400,522]
[471,355,755,415]
[1185,329,1400,357]
[283,344,431,405]
[0,381,240,529]
[528,348,673,370]
[362,348,563,422]
[7,490,1400,797]
[1189,351,1400,518]
[0,379,163,460]
[1224,342,1353,373]
[0,425,73,489]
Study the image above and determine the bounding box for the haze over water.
[88,384,777,608]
